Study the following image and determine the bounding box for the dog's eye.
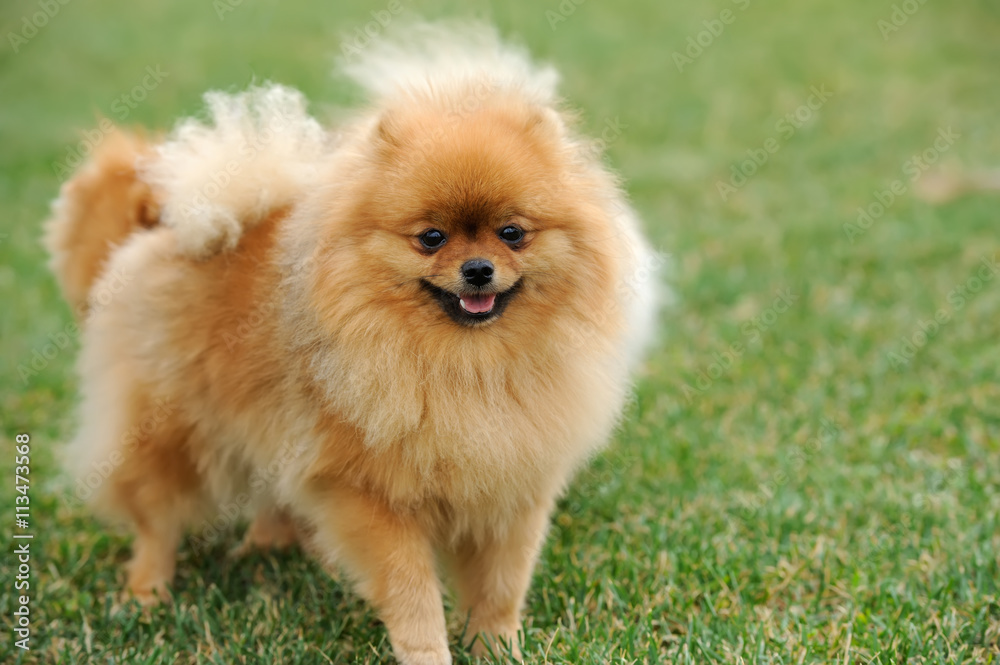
[418,229,447,250]
[498,225,524,244]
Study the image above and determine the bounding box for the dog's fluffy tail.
[141,84,329,259]
[44,129,160,319]
[45,84,330,308]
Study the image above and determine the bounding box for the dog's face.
[338,99,612,332]
[412,212,528,326]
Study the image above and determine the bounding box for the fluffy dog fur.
[44,129,160,318]
[46,23,658,664]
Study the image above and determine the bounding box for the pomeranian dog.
[46,23,658,664]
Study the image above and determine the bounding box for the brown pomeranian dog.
[46,23,659,664]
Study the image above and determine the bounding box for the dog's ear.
[374,111,407,150]
[525,106,571,140]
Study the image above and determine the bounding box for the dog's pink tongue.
[460,293,496,314]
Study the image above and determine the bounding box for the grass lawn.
[2,0,999,662]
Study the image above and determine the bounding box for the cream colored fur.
[142,84,330,258]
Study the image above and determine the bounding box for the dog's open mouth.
[459,293,495,315]
[421,280,521,326]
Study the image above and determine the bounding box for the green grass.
[2,0,999,662]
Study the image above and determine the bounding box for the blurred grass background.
[1,0,999,662]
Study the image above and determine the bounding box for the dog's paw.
[126,558,174,607]
[228,509,300,558]
[394,644,453,665]
[468,627,523,662]
[125,580,171,607]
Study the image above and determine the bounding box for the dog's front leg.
[313,486,450,665]
[452,499,553,660]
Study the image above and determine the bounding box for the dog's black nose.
[461,259,494,287]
